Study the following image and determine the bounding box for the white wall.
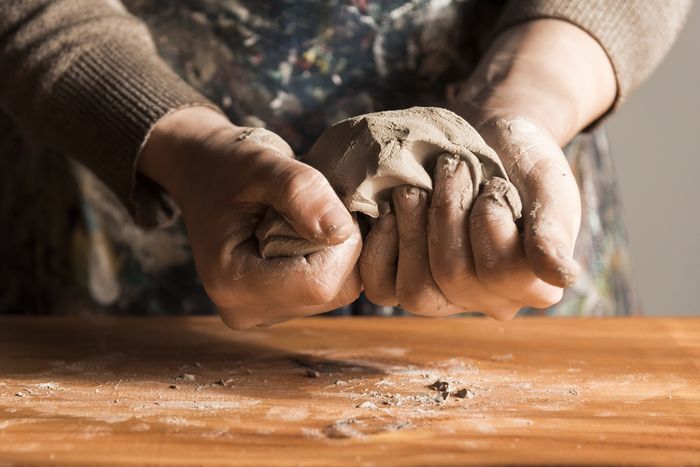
[606,3,699,316]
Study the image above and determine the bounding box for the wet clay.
[256,107,521,258]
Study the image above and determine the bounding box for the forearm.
[453,19,616,145]
[496,0,693,109]
[0,0,212,227]
[138,106,239,211]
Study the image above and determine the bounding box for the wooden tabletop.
[0,316,698,466]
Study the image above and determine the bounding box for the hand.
[360,19,616,319]
[138,107,362,329]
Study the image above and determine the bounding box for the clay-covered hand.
[138,107,362,329]
[365,123,576,319]
[362,19,616,318]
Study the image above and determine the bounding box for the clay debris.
[428,379,476,401]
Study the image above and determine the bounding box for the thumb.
[484,116,582,288]
[264,157,353,244]
[521,154,582,288]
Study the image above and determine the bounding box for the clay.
[428,379,450,392]
[256,107,521,258]
[257,209,331,258]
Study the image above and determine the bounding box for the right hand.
[138,107,362,329]
[359,20,615,320]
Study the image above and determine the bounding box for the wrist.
[138,106,241,207]
[452,19,616,144]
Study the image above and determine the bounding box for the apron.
[0,0,638,316]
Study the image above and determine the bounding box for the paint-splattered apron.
[0,0,638,316]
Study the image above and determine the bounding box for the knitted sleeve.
[0,0,216,227]
[496,0,693,108]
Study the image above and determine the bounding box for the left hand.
[138,107,362,329]
[359,19,617,319]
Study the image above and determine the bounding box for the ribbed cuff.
[495,0,692,111]
[49,38,216,228]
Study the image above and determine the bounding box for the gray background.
[607,2,699,316]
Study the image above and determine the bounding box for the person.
[0,0,691,326]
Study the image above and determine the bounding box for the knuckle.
[431,260,466,289]
[341,285,363,307]
[364,287,398,307]
[277,165,326,204]
[219,310,259,330]
[395,287,420,312]
[306,277,341,304]
[335,274,363,306]
[278,167,307,201]
[483,305,522,321]
[203,270,246,308]
[396,288,437,316]
[432,276,462,305]
[527,288,564,309]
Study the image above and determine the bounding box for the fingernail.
[396,186,426,208]
[319,204,353,240]
[436,153,460,175]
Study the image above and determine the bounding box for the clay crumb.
[356,401,377,409]
[428,379,450,392]
[305,368,321,378]
[36,382,61,391]
[454,388,476,399]
[335,380,347,386]
[236,128,256,141]
[176,374,196,382]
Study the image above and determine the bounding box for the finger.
[264,156,354,244]
[217,264,362,330]
[488,117,581,288]
[470,178,563,310]
[360,213,399,306]
[394,185,463,316]
[210,220,362,309]
[428,154,521,315]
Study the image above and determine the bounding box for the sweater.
[0,0,692,228]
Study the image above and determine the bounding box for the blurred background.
[607,3,699,316]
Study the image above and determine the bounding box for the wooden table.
[0,317,698,465]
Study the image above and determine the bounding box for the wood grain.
[0,316,698,465]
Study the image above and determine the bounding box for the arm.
[0,0,210,226]
[360,0,691,318]
[496,0,693,113]
[0,1,360,327]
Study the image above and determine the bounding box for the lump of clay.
[256,107,521,258]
